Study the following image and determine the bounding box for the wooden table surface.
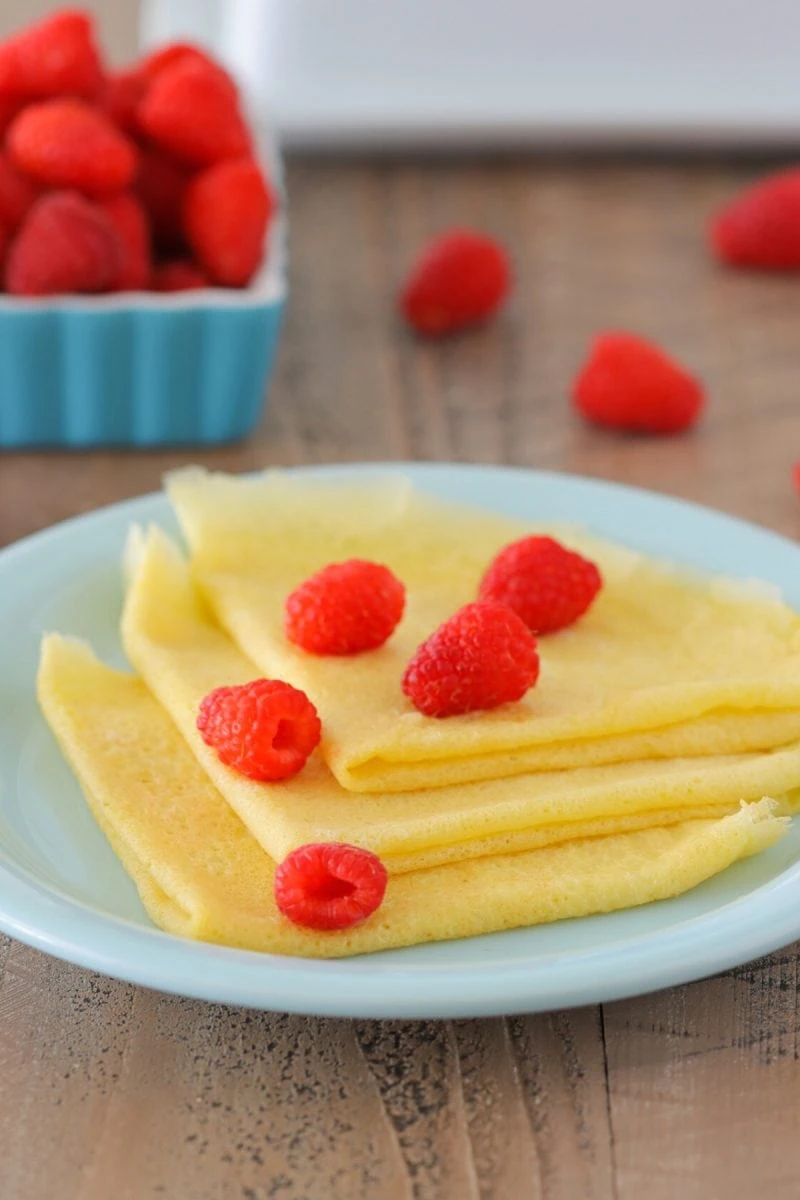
[1,156,800,1200]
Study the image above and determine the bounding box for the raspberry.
[136,42,237,92]
[402,600,540,718]
[285,560,406,655]
[710,169,800,270]
[0,94,24,138]
[5,191,121,296]
[793,463,800,494]
[7,99,138,198]
[274,843,388,931]
[137,58,250,167]
[0,153,38,230]
[101,68,147,137]
[99,194,151,290]
[400,229,511,337]
[184,158,274,286]
[135,146,189,248]
[479,536,602,635]
[572,332,705,435]
[0,9,104,102]
[197,679,321,782]
[151,259,208,292]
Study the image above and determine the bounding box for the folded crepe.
[37,634,788,958]
[120,526,800,873]
[166,469,800,794]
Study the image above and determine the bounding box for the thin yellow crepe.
[121,527,800,873]
[37,635,788,958]
[166,468,800,793]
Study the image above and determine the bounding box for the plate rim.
[2,461,800,1018]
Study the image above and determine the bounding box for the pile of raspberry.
[0,8,275,296]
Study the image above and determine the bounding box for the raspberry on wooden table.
[710,169,800,270]
[479,536,602,635]
[7,99,138,197]
[5,191,121,296]
[402,600,540,718]
[137,57,249,167]
[0,9,104,102]
[274,843,388,931]
[197,679,321,782]
[399,229,511,337]
[285,560,406,655]
[184,158,274,287]
[572,332,705,435]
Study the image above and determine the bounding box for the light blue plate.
[2,463,800,1018]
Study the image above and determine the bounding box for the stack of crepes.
[38,469,800,957]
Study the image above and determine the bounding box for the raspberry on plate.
[151,259,208,292]
[274,843,388,931]
[402,600,540,718]
[285,559,406,655]
[572,332,705,435]
[0,9,104,102]
[197,678,321,782]
[7,98,138,198]
[479,535,602,634]
[710,169,800,270]
[99,193,151,291]
[5,190,121,296]
[137,57,249,167]
[184,158,275,287]
[399,229,511,337]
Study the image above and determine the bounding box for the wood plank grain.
[0,946,410,1200]
[506,1010,617,1200]
[354,1021,479,1199]
[604,955,800,1200]
[0,944,137,1200]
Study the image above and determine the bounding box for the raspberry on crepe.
[285,560,406,655]
[402,601,540,718]
[197,678,321,782]
[479,536,602,634]
[274,843,388,931]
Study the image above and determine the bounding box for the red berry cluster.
[0,9,275,296]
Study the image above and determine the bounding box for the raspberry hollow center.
[271,719,298,751]
[310,874,357,902]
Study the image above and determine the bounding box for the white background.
[143,0,800,148]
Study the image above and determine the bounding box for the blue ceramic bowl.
[0,144,286,449]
